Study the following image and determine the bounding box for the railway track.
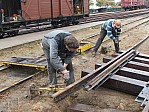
[1,9,149,38]
[0,15,148,96]
[0,66,43,94]
[81,14,149,45]
[2,13,148,110]
[81,9,149,23]
[53,36,149,112]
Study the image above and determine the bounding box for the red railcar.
[21,0,89,20]
[145,0,149,8]
[0,0,89,37]
[121,0,146,10]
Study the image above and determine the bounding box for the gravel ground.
[0,15,149,112]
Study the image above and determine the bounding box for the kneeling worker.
[93,19,122,56]
[41,30,79,86]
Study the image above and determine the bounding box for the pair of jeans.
[93,28,119,53]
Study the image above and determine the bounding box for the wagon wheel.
[61,21,69,27]
[14,30,19,36]
[7,31,18,37]
[72,21,79,25]
[0,33,4,38]
[7,32,14,37]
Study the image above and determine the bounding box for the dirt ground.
[0,15,149,112]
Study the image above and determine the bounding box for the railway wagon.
[145,0,149,8]
[0,0,89,37]
[121,0,146,10]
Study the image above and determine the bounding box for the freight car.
[0,0,89,37]
[121,0,148,10]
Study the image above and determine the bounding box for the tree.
[96,0,107,7]
[116,2,121,6]
[89,0,94,6]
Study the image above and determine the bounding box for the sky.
[114,0,121,3]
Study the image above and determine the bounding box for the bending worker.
[93,19,122,55]
[41,30,79,86]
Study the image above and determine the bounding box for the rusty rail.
[52,36,149,102]
[85,50,137,90]
[0,71,43,94]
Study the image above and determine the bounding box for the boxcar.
[145,0,149,8]
[0,0,89,37]
[121,0,146,10]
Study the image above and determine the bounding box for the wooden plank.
[117,67,149,82]
[137,53,149,59]
[81,69,147,95]
[133,57,149,64]
[103,75,147,96]
[103,56,149,72]
[67,103,130,112]
[126,61,149,72]
[119,51,149,59]
[95,63,149,81]
[81,68,94,78]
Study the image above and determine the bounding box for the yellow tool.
[77,42,93,54]
[39,84,64,93]
[28,83,65,99]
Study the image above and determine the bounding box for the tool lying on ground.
[28,83,65,99]
[77,42,93,54]
[100,45,112,54]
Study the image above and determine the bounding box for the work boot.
[114,43,119,53]
[92,51,97,57]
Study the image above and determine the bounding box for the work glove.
[63,71,70,81]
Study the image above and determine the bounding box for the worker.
[1,9,5,22]
[41,30,79,86]
[13,14,18,21]
[92,19,122,56]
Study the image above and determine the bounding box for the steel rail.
[0,65,8,71]
[85,50,137,91]
[52,48,135,102]
[0,71,43,94]
[131,36,149,50]
[83,10,149,23]
[52,36,149,102]
[86,36,149,90]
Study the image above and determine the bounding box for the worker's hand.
[63,72,70,81]
[63,63,68,68]
[60,70,70,81]
[61,69,69,74]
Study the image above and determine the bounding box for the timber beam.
[81,69,147,95]
[95,64,149,82]
[103,56,149,72]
